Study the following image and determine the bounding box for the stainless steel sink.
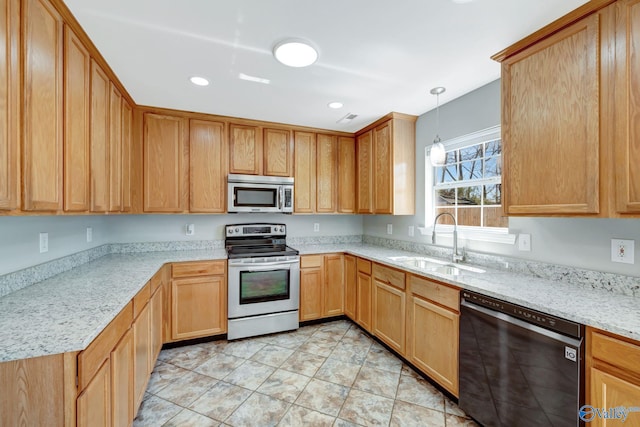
[388,256,485,275]
[431,265,462,276]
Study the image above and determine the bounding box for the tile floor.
[134,319,480,427]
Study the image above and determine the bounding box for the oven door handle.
[228,259,300,268]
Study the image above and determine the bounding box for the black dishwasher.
[459,291,584,427]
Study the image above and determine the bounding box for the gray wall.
[363,79,640,276]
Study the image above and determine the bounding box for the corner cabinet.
[356,114,416,215]
[299,254,344,321]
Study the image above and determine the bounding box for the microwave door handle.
[278,187,283,210]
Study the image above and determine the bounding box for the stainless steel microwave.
[227,174,294,213]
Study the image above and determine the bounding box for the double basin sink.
[388,255,485,276]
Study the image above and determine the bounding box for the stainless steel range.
[225,223,300,340]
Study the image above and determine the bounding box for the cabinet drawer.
[591,330,640,376]
[357,258,372,275]
[301,255,323,269]
[78,301,133,392]
[409,275,459,312]
[172,260,225,278]
[133,281,151,318]
[372,263,405,290]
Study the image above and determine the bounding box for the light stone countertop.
[1,243,638,363]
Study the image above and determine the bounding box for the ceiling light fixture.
[328,102,343,109]
[273,39,318,68]
[190,76,209,86]
[429,87,447,167]
[238,73,271,84]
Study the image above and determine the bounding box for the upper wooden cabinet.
[316,134,338,213]
[22,0,64,211]
[90,60,109,212]
[294,131,316,213]
[229,124,260,175]
[121,100,133,212]
[0,0,19,211]
[264,127,292,177]
[63,25,90,212]
[143,113,188,212]
[338,136,356,213]
[356,114,416,215]
[189,119,227,213]
[108,83,123,212]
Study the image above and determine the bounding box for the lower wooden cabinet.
[372,263,406,354]
[133,293,151,414]
[299,254,344,321]
[150,285,163,363]
[356,258,372,330]
[110,328,134,427]
[77,360,111,427]
[344,255,357,319]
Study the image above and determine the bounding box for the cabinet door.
[133,302,150,414]
[110,328,133,427]
[63,25,90,212]
[373,279,406,354]
[300,267,323,321]
[108,83,122,212]
[614,0,640,214]
[590,368,640,427]
[344,255,357,320]
[502,14,601,215]
[121,100,132,212]
[356,271,372,331]
[77,360,111,427]
[373,121,393,214]
[229,124,260,175]
[323,254,344,317]
[23,0,63,211]
[316,134,338,213]
[150,287,163,365]
[356,130,373,213]
[338,136,356,213]
[90,60,109,212]
[0,0,18,211]
[409,296,459,396]
[189,119,226,213]
[293,131,316,213]
[171,275,226,340]
[143,113,188,212]
[264,128,292,176]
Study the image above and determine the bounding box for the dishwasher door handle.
[461,299,583,348]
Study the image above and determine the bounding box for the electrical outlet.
[518,234,531,252]
[186,224,195,236]
[313,223,320,232]
[39,232,48,253]
[611,239,635,264]
[387,224,393,235]
[408,226,415,237]
[86,227,93,243]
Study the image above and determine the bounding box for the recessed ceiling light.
[328,102,343,109]
[190,76,209,86]
[239,73,271,84]
[273,39,318,68]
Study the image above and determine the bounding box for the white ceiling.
[64,0,589,132]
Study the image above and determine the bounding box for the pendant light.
[429,87,447,167]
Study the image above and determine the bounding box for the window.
[431,126,507,230]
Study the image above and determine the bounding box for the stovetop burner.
[225,223,299,259]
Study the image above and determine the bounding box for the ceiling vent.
[337,113,358,124]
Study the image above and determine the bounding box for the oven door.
[228,183,283,213]
[228,258,300,319]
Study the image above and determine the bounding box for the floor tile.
[401,363,422,378]
[224,360,275,390]
[364,344,403,374]
[155,371,216,407]
[396,375,445,411]
[445,413,481,426]
[163,409,220,427]
[188,382,252,422]
[146,361,190,394]
[295,378,350,417]
[298,340,338,357]
[194,352,245,380]
[445,397,467,416]
[278,404,335,426]
[315,357,362,387]
[312,329,346,343]
[225,392,289,427]
[282,350,326,377]
[329,341,371,365]
[333,419,362,427]
[250,344,295,368]
[338,388,394,426]
[257,369,310,402]
[341,327,374,347]
[352,365,400,398]
[158,345,215,370]
[216,339,266,359]
[133,395,182,427]
[390,400,446,427]
[266,331,309,349]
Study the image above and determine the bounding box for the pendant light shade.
[429,87,446,167]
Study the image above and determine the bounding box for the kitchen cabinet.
[143,112,188,212]
[372,263,406,354]
[293,131,316,213]
[316,134,338,213]
[407,274,460,396]
[344,254,357,320]
[299,254,344,321]
[587,327,640,426]
[77,359,111,427]
[170,260,227,341]
[110,327,134,427]
[22,0,64,211]
[133,285,151,414]
[121,100,133,212]
[356,258,372,330]
[356,130,373,213]
[264,127,292,177]
[229,124,260,175]
[150,272,163,365]
[338,136,356,213]
[90,60,110,212]
[108,83,122,212]
[324,254,344,316]
[189,119,227,213]
[63,25,90,212]
[0,0,19,211]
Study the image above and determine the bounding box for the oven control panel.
[226,223,286,237]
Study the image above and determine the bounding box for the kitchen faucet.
[432,212,465,263]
